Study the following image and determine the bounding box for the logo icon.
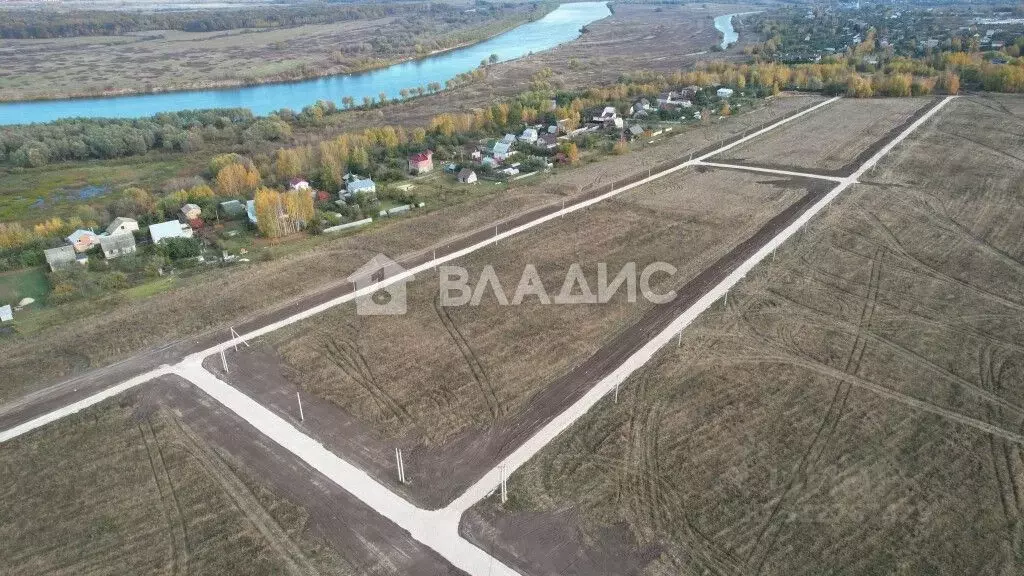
[348,254,412,315]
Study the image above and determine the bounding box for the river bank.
[0,2,609,124]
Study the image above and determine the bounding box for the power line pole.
[297,391,304,422]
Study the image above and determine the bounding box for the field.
[203,164,829,507]
[0,4,545,101]
[0,266,47,306]
[461,94,1024,575]
[713,97,935,175]
[0,375,460,575]
[0,93,823,410]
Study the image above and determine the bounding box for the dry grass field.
[0,375,461,575]
[0,385,352,575]
[713,97,936,175]
[0,94,822,409]
[207,165,827,505]
[461,94,1024,575]
[0,5,542,101]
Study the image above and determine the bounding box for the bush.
[160,237,203,260]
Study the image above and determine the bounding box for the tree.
[720,101,731,116]
[253,187,285,238]
[379,91,388,105]
[284,189,314,230]
[273,148,302,183]
[399,88,410,100]
[489,53,499,64]
[612,139,629,155]
[559,142,580,165]
[216,162,260,196]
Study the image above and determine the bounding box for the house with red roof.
[408,150,434,175]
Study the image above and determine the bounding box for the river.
[714,13,740,50]
[0,2,610,126]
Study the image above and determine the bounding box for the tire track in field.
[617,380,746,576]
[138,420,189,576]
[317,332,410,423]
[845,208,1024,312]
[433,295,502,419]
[747,247,883,573]
[166,415,320,576]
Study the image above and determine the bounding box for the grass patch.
[0,266,49,305]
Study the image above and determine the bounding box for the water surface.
[0,2,610,125]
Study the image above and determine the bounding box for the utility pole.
[297,391,304,421]
[219,348,229,373]
[395,448,406,483]
[500,466,508,504]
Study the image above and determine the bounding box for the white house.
[500,133,517,145]
[44,245,80,271]
[592,106,617,122]
[519,128,539,144]
[105,217,139,236]
[149,220,194,244]
[99,233,137,260]
[717,88,735,98]
[492,141,514,161]
[344,178,376,198]
[289,178,311,191]
[0,305,12,323]
[458,168,478,184]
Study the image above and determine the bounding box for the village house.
[500,133,517,145]
[537,133,559,150]
[220,199,246,218]
[457,168,478,184]
[592,106,617,123]
[408,150,434,175]
[519,128,538,144]
[99,232,137,260]
[105,217,139,236]
[0,304,12,323]
[149,220,194,244]
[344,177,376,199]
[492,141,514,161]
[65,229,99,253]
[481,156,499,168]
[288,178,311,191]
[628,124,646,140]
[180,203,202,221]
[44,245,83,271]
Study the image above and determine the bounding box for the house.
[500,133,517,145]
[632,98,652,114]
[501,167,520,176]
[0,305,12,323]
[66,229,99,253]
[288,178,311,191]
[537,133,559,149]
[519,128,539,144]
[99,232,137,260]
[481,156,499,168]
[408,150,434,175]
[628,124,646,139]
[105,217,139,236]
[612,117,624,129]
[149,220,194,244]
[458,168,478,184]
[245,200,258,224]
[592,106,617,122]
[492,141,514,161]
[220,199,246,218]
[547,125,558,134]
[681,86,701,98]
[470,149,483,160]
[717,88,734,98]
[180,203,202,221]
[657,91,682,106]
[344,177,376,199]
[44,245,80,271]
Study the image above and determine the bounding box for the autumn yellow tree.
[559,142,580,165]
[612,139,629,155]
[216,162,261,196]
[253,187,285,238]
[273,148,302,183]
[284,190,315,230]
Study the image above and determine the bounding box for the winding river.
[0,2,610,125]
[714,13,740,50]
